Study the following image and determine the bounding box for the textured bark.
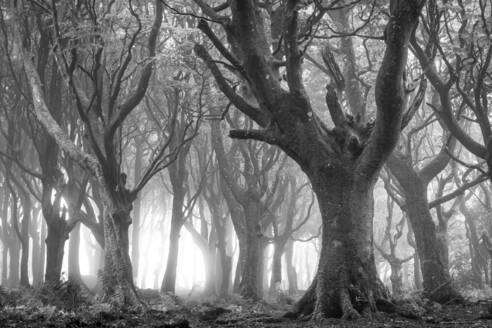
[389,262,404,296]
[303,167,386,319]
[101,189,140,307]
[237,229,263,299]
[44,215,68,283]
[196,0,424,319]
[387,154,461,303]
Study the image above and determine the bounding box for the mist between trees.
[1,0,492,325]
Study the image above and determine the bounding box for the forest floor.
[1,285,492,327]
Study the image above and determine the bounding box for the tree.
[211,112,286,299]
[374,195,412,297]
[412,0,492,180]
[13,0,168,306]
[194,0,425,318]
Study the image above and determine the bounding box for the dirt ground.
[1,288,491,327]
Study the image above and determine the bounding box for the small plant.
[34,278,89,311]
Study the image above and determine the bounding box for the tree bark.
[100,189,140,306]
[9,237,20,287]
[389,262,404,296]
[1,244,7,285]
[196,0,425,319]
[270,238,287,295]
[289,167,388,319]
[285,239,298,295]
[19,199,31,287]
[387,155,461,303]
[44,215,69,283]
[161,191,185,293]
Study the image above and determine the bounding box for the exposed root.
[427,281,464,305]
[283,278,316,319]
[102,283,145,310]
[340,288,361,320]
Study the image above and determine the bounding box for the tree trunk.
[69,222,81,282]
[270,239,285,295]
[2,243,8,285]
[202,247,215,296]
[413,253,422,290]
[101,192,140,306]
[290,168,388,319]
[285,239,298,295]
[161,191,185,294]
[131,137,144,283]
[387,155,461,303]
[45,217,68,283]
[215,218,232,297]
[436,224,449,271]
[389,262,403,296]
[233,205,265,300]
[237,232,263,299]
[233,244,244,294]
[217,247,232,297]
[9,237,20,287]
[462,200,486,288]
[39,218,47,285]
[19,195,31,287]
[31,210,42,286]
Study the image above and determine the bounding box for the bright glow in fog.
[73,204,321,293]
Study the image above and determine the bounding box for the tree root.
[340,288,361,320]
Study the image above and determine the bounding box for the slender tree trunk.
[2,244,8,285]
[31,210,42,286]
[19,196,31,287]
[235,206,264,300]
[413,254,422,290]
[462,201,485,288]
[131,138,143,283]
[161,191,185,294]
[270,239,285,295]
[39,218,47,285]
[45,218,68,283]
[285,239,298,295]
[387,156,460,303]
[9,237,20,287]
[217,248,232,297]
[215,220,232,297]
[68,222,81,282]
[202,247,215,296]
[233,244,244,294]
[436,224,449,271]
[389,262,403,296]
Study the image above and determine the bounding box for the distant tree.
[12,0,172,306]
[374,194,412,296]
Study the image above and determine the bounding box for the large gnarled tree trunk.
[195,0,425,318]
